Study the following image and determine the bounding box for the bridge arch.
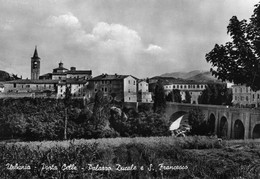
[218,116,228,138]
[252,124,260,139]
[233,119,245,139]
[208,113,216,135]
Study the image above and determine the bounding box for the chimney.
[70,67,76,71]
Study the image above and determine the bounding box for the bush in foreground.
[0,136,260,178]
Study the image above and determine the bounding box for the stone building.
[163,81,208,104]
[89,74,138,102]
[40,62,92,80]
[137,80,153,103]
[149,76,227,104]
[232,85,260,107]
[0,47,92,99]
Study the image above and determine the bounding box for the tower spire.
[32,45,40,59]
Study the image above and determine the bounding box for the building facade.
[89,74,138,102]
[149,76,227,104]
[137,80,153,103]
[40,62,92,80]
[164,82,207,104]
[232,85,260,107]
[0,47,92,99]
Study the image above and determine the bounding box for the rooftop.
[90,74,132,81]
[67,70,92,75]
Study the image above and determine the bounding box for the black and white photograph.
[0,0,260,178]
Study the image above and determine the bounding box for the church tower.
[31,46,40,80]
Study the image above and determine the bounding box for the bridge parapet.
[165,102,260,139]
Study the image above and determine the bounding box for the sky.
[0,0,259,79]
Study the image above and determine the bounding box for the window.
[22,85,23,88]
[235,96,237,100]
[246,96,248,101]
[197,85,200,88]
[128,80,130,84]
[36,85,38,88]
[173,85,175,88]
[128,89,130,93]
[258,94,260,99]
[102,88,104,91]
[129,97,131,101]
[177,85,179,88]
[95,88,97,92]
[180,85,182,89]
[13,83,16,88]
[134,81,135,85]
[104,88,107,92]
[49,85,51,88]
[253,94,255,99]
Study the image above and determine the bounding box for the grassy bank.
[1,136,260,178]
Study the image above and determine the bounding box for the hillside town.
[0,47,260,108]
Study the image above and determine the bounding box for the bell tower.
[31,46,40,80]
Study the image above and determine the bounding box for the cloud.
[43,15,165,77]
[145,44,163,54]
[69,21,143,54]
[46,12,81,29]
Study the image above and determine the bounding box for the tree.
[165,89,182,103]
[188,108,208,135]
[184,91,191,103]
[64,85,72,140]
[90,90,111,138]
[198,84,232,105]
[153,80,166,113]
[172,89,182,103]
[206,3,260,91]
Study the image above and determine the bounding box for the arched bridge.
[165,103,260,139]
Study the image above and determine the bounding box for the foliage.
[0,136,259,178]
[206,2,260,91]
[184,91,191,103]
[152,80,166,113]
[89,90,111,138]
[0,98,94,141]
[166,89,182,103]
[198,83,232,105]
[188,108,209,135]
[109,108,170,137]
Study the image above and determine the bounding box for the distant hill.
[0,70,20,81]
[186,71,222,82]
[160,70,222,82]
[160,70,202,79]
